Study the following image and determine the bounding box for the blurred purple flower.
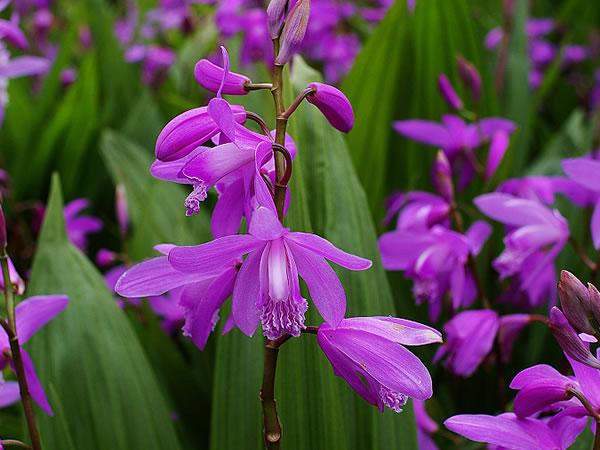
[475,193,569,307]
[63,199,102,251]
[317,316,441,412]
[414,399,439,450]
[379,222,491,321]
[383,192,450,231]
[0,295,69,415]
[433,310,531,376]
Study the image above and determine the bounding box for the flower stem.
[271,62,289,221]
[260,339,282,450]
[1,251,42,450]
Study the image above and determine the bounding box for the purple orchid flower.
[561,156,600,249]
[445,411,586,450]
[168,198,372,339]
[475,193,569,308]
[317,316,441,412]
[414,399,439,450]
[433,310,531,377]
[379,222,491,321]
[383,191,450,231]
[0,295,69,415]
[0,257,25,295]
[393,115,516,188]
[63,199,102,251]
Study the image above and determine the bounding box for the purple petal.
[150,146,208,184]
[475,193,558,227]
[208,97,236,143]
[0,56,50,78]
[232,246,263,336]
[510,364,568,389]
[562,158,600,192]
[498,314,530,362]
[378,230,434,270]
[288,242,346,328]
[194,58,250,95]
[182,143,254,187]
[211,179,245,238]
[249,206,285,241]
[184,267,237,350]
[16,296,69,344]
[0,380,19,408]
[464,220,492,255]
[513,378,571,417]
[306,82,354,133]
[19,349,52,415]
[286,232,371,270]
[485,131,510,180]
[169,234,261,273]
[115,256,219,297]
[393,120,450,148]
[0,19,28,49]
[335,316,442,346]
[592,200,600,249]
[477,118,516,138]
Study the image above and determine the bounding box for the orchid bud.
[306,82,354,133]
[116,184,129,237]
[276,0,310,65]
[0,203,6,249]
[194,59,251,95]
[155,105,246,161]
[587,283,600,325]
[558,271,596,335]
[437,74,463,111]
[432,151,453,202]
[96,249,118,267]
[456,55,481,102]
[267,0,288,39]
[549,307,600,369]
[485,131,509,181]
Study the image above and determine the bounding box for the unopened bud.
[587,283,600,325]
[437,74,463,111]
[194,59,250,95]
[267,0,288,39]
[558,271,596,336]
[456,55,481,102]
[549,307,600,369]
[432,151,454,202]
[116,184,129,237]
[276,0,310,65]
[96,249,118,267]
[306,82,354,133]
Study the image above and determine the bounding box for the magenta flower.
[63,199,102,251]
[115,244,236,349]
[0,295,69,415]
[393,115,515,187]
[561,156,600,249]
[379,222,491,321]
[437,74,463,111]
[445,411,586,450]
[475,193,569,307]
[305,82,354,133]
[414,399,439,450]
[433,310,531,376]
[169,204,372,340]
[383,191,450,231]
[317,316,441,412]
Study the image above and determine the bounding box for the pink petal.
[19,349,52,415]
[208,97,236,143]
[286,232,372,270]
[232,246,263,336]
[16,296,69,344]
[248,207,285,241]
[182,143,254,186]
[562,158,600,192]
[393,120,450,148]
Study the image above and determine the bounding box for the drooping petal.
[15,296,69,344]
[288,242,346,328]
[464,220,492,255]
[19,349,52,415]
[0,56,50,78]
[208,97,236,143]
[211,179,245,238]
[232,246,263,337]
[150,146,208,184]
[485,131,510,180]
[334,316,442,346]
[169,234,261,273]
[115,256,218,297]
[184,267,237,350]
[286,232,372,270]
[393,120,451,148]
[322,327,433,399]
[510,364,568,390]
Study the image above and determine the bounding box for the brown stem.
[569,236,597,272]
[567,387,600,421]
[1,252,42,450]
[281,87,315,120]
[271,62,288,221]
[261,339,282,450]
[246,111,274,138]
[246,82,274,92]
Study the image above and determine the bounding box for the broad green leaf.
[26,175,183,450]
[209,59,421,450]
[342,0,491,220]
[100,129,211,260]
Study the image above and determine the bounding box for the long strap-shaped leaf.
[26,175,183,450]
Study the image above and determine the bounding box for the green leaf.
[100,130,211,260]
[342,0,492,220]
[209,59,420,450]
[25,174,183,450]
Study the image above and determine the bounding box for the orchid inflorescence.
[114,0,440,448]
